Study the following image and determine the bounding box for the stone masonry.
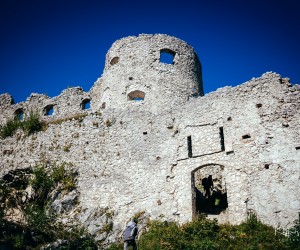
[0,34,299,240]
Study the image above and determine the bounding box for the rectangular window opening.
[242,134,251,139]
[226,151,234,155]
[160,49,176,64]
[219,127,225,151]
[187,136,192,158]
[296,146,300,150]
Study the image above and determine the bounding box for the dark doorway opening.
[192,165,228,216]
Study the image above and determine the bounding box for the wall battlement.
[0,34,299,244]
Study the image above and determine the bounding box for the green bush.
[57,227,98,250]
[0,117,22,138]
[0,111,44,138]
[22,111,44,135]
[218,215,288,250]
[287,213,300,249]
[0,164,96,249]
[139,217,219,250]
[30,166,53,202]
[107,242,124,250]
[24,203,54,234]
[11,234,25,249]
[51,163,77,190]
[138,214,288,250]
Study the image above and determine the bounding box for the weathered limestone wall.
[0,34,299,240]
[172,73,300,228]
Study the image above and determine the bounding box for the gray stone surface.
[0,34,299,242]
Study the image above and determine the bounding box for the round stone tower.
[94,34,203,114]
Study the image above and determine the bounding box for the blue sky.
[0,0,299,103]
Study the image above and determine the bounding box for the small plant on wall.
[0,111,45,138]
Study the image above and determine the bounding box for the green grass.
[0,117,22,138]
[109,213,297,250]
[51,162,77,190]
[287,213,300,249]
[22,111,44,135]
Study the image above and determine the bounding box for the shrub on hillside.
[218,213,288,250]
[287,213,300,249]
[111,213,290,250]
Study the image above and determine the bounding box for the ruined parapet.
[91,34,203,113]
[0,87,91,124]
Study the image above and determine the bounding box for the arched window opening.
[192,164,228,217]
[44,105,54,116]
[127,90,145,101]
[160,49,176,64]
[110,56,119,65]
[81,99,91,110]
[15,108,24,121]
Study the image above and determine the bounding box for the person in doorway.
[123,218,138,250]
[203,175,213,198]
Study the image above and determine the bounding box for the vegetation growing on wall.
[0,111,44,138]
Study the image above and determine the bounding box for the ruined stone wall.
[172,73,300,228]
[0,87,91,124]
[0,35,299,241]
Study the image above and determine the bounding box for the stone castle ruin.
[0,34,299,239]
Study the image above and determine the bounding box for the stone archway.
[191,164,228,217]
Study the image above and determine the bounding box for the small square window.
[160,49,176,64]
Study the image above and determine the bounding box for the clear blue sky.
[0,0,299,103]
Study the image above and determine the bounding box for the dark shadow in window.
[110,57,119,65]
[81,99,91,110]
[15,108,24,121]
[44,105,54,116]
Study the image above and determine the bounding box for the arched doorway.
[191,164,228,217]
